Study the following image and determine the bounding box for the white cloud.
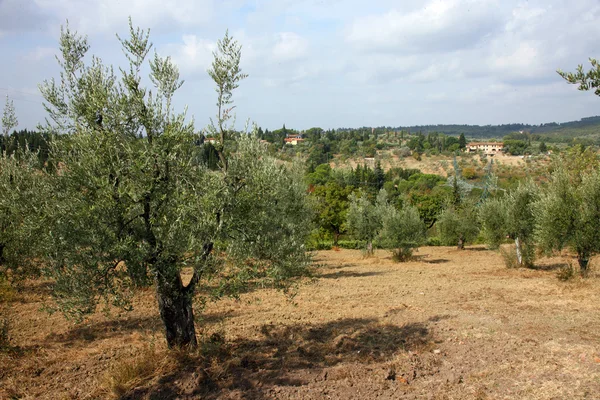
[346,0,505,54]
[32,0,215,34]
[164,35,216,76]
[272,32,309,62]
[4,0,600,130]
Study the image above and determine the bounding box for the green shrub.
[337,240,362,249]
[426,237,442,246]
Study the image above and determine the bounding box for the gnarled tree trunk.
[457,237,464,250]
[578,255,589,278]
[156,271,197,349]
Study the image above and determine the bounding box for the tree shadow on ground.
[12,280,54,304]
[125,317,436,400]
[45,309,237,347]
[320,263,360,271]
[44,315,163,346]
[464,247,490,252]
[412,255,450,264]
[319,270,386,279]
[529,263,570,271]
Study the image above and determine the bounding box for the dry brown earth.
[2,246,599,399]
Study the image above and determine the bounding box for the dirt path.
[2,247,599,399]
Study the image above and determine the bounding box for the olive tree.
[480,181,539,266]
[0,150,48,278]
[504,182,538,267]
[379,202,426,261]
[437,202,480,249]
[479,197,507,249]
[536,167,600,276]
[346,190,385,255]
[38,21,311,348]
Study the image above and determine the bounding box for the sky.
[1,0,599,131]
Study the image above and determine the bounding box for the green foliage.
[207,29,248,154]
[505,182,538,267]
[346,190,385,255]
[311,181,353,244]
[0,130,51,168]
[536,166,600,275]
[459,133,466,149]
[306,163,332,186]
[36,21,311,347]
[2,95,18,138]
[337,239,362,249]
[558,58,600,96]
[0,150,48,280]
[503,139,529,155]
[437,202,480,249]
[379,203,426,262]
[479,197,507,249]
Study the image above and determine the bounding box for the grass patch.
[556,262,576,281]
[102,344,174,399]
[499,246,519,269]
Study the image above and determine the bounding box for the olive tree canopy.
[38,20,312,348]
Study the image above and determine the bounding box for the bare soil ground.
[2,247,600,399]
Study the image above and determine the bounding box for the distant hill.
[384,116,600,140]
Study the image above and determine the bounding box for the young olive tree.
[379,202,426,262]
[536,167,600,276]
[504,182,538,267]
[346,190,385,255]
[206,30,248,170]
[38,21,311,348]
[437,202,480,249]
[2,95,18,138]
[478,197,507,250]
[0,150,48,278]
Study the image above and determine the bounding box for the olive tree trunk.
[577,255,589,278]
[366,241,373,255]
[156,271,197,349]
[457,237,465,250]
[515,237,523,266]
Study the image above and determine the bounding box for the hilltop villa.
[466,142,504,155]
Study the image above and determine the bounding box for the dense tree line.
[0,130,50,168]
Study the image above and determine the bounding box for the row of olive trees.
[0,21,312,349]
[346,156,600,276]
[482,163,600,276]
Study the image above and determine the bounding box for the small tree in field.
[437,202,479,249]
[536,167,600,276]
[479,197,507,250]
[312,181,352,245]
[38,21,311,348]
[479,182,538,267]
[379,202,426,261]
[504,182,538,267]
[346,190,385,255]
